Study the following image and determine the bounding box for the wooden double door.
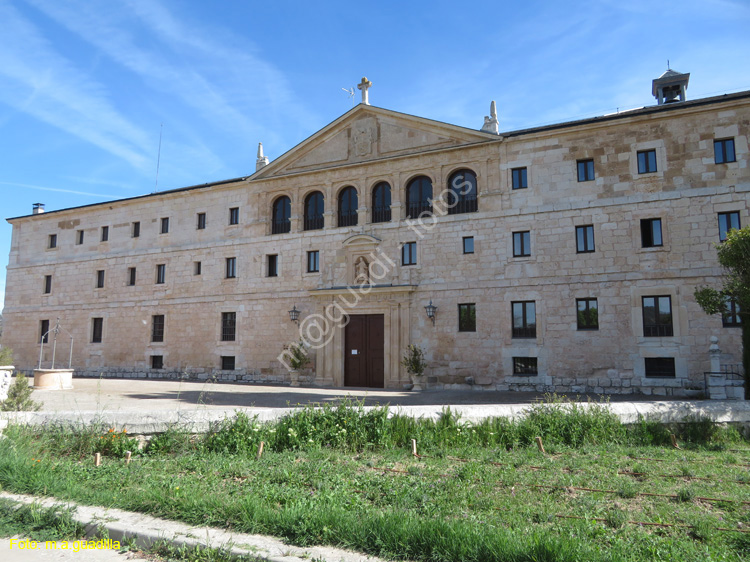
[344,314,384,388]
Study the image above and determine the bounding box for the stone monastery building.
[3,71,748,396]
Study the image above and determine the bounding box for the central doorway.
[344,314,384,387]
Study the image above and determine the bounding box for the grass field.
[0,399,748,561]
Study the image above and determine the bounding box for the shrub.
[0,346,13,365]
[1,373,41,412]
[401,344,427,377]
[202,412,265,455]
[94,428,140,457]
[146,427,195,456]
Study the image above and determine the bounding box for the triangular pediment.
[250,105,500,180]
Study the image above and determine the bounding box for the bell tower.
[652,68,690,105]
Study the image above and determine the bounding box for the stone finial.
[357,77,372,105]
[481,100,499,134]
[256,142,269,171]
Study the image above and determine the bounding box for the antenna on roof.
[667,59,670,69]
[154,123,163,193]
[342,87,355,107]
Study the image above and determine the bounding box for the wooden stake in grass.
[670,434,681,450]
[535,437,546,454]
[257,441,265,460]
[125,451,132,465]
[412,439,418,457]
[94,453,101,467]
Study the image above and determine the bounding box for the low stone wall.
[52,368,314,386]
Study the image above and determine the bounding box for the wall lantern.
[288,305,301,324]
[424,300,437,325]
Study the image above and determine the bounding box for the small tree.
[0,345,12,365]
[285,341,311,371]
[694,226,750,399]
[1,373,41,412]
[401,344,427,377]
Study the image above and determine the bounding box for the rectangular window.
[723,296,741,327]
[637,150,657,174]
[575,225,595,253]
[43,275,52,295]
[151,355,163,369]
[151,314,165,343]
[307,250,320,273]
[458,303,476,332]
[463,236,474,254]
[132,221,140,238]
[577,159,595,182]
[160,217,169,234]
[91,317,103,343]
[576,298,599,330]
[226,257,237,279]
[128,267,137,286]
[642,295,673,337]
[48,234,57,249]
[512,167,528,190]
[645,357,676,378]
[101,226,109,242]
[718,211,741,242]
[714,138,736,164]
[267,254,278,277]
[512,301,536,338]
[40,319,49,344]
[512,231,531,257]
[402,242,417,266]
[76,230,84,245]
[640,218,663,248]
[513,357,538,376]
[96,270,105,289]
[221,312,236,342]
[197,213,206,230]
[194,261,202,276]
[229,207,239,225]
[221,356,236,370]
[156,264,166,284]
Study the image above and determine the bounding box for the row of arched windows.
[271,170,478,234]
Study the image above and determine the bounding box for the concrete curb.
[1,491,387,562]
[2,400,750,434]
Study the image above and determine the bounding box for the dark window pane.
[402,242,417,266]
[152,315,164,343]
[229,207,239,225]
[642,295,673,337]
[645,357,675,378]
[151,355,163,369]
[132,222,140,238]
[272,196,291,234]
[512,167,528,189]
[197,213,206,229]
[40,320,49,344]
[406,176,433,218]
[458,303,476,332]
[221,356,235,370]
[268,255,278,277]
[307,250,319,273]
[463,236,474,254]
[577,159,594,181]
[161,217,169,234]
[576,225,594,253]
[338,187,359,227]
[577,298,598,330]
[92,318,103,343]
[371,182,392,223]
[221,312,236,342]
[512,301,536,338]
[304,192,325,230]
[447,169,478,215]
[513,357,538,375]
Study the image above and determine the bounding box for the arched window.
[371,182,391,223]
[338,186,358,227]
[271,196,291,234]
[447,169,478,215]
[406,176,433,219]
[304,191,324,231]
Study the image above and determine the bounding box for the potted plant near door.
[284,340,311,387]
[402,344,428,391]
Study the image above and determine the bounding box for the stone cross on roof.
[357,77,372,105]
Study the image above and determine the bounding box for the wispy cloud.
[0,1,154,171]
[0,181,115,198]
[26,0,316,141]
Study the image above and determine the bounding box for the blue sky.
[1,0,749,312]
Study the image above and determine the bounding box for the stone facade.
[2,91,749,396]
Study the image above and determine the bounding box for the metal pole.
[51,318,60,370]
[68,336,74,369]
[38,338,45,370]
